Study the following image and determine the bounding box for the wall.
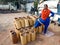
[46,0,59,1]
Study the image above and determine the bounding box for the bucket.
[15,29,21,41]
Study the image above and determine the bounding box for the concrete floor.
[0,12,60,45]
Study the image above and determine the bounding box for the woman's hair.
[44,4,48,7]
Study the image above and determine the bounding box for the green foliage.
[0,0,27,4]
[0,0,17,2]
[34,0,38,8]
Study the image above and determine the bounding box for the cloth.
[41,9,50,20]
[41,9,54,20]
[34,18,50,34]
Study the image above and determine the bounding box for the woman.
[34,4,54,34]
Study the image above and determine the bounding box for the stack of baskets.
[10,15,44,45]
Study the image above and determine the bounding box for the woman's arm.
[50,11,55,17]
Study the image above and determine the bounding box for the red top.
[41,9,50,20]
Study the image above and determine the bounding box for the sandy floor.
[0,12,60,45]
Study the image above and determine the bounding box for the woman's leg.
[34,19,41,28]
[43,18,50,34]
[43,24,49,34]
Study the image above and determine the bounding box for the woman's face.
[44,4,48,9]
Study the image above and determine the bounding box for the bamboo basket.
[27,16,36,24]
[33,15,38,19]
[27,16,36,21]
[30,31,36,41]
[14,18,22,29]
[38,26,43,33]
[19,29,24,38]
[10,31,18,44]
[20,33,27,45]
[26,32,31,42]
[33,27,39,33]
[23,17,29,27]
[27,18,34,27]
[10,30,14,40]
[19,17,25,28]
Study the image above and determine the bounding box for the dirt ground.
[0,12,60,45]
